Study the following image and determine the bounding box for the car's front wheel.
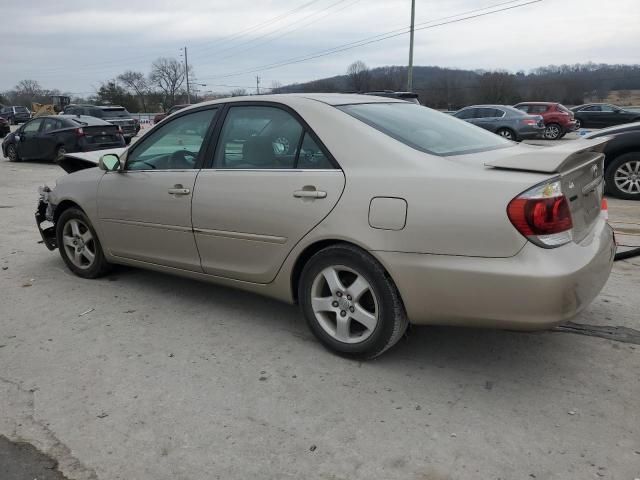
[606,153,640,200]
[6,144,19,162]
[56,208,112,278]
[298,244,408,359]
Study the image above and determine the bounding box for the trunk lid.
[82,125,122,147]
[486,137,609,243]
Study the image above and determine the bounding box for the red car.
[514,102,577,140]
[153,104,190,124]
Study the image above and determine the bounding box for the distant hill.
[277,63,640,109]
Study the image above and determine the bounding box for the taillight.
[601,198,608,221]
[507,179,573,248]
[74,127,85,137]
[521,119,537,125]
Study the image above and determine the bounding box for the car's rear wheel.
[606,153,640,200]
[298,244,408,359]
[575,118,582,129]
[544,123,562,140]
[9,118,15,126]
[56,208,112,278]
[6,144,19,162]
[496,128,516,141]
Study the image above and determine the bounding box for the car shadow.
[101,264,594,386]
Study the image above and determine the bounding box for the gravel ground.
[0,130,639,480]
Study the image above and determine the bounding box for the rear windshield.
[557,104,571,113]
[100,108,130,118]
[338,103,511,156]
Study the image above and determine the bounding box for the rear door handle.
[168,186,190,196]
[294,190,327,199]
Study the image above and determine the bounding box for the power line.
[188,0,355,63]
[197,0,542,81]
[30,0,325,77]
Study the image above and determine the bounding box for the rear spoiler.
[485,137,610,174]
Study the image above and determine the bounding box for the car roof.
[58,115,113,125]
[515,102,556,105]
[185,93,406,110]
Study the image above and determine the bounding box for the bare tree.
[230,88,248,97]
[118,71,149,112]
[150,57,188,108]
[15,79,43,99]
[346,61,370,92]
[270,81,283,94]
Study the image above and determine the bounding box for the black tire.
[496,128,517,141]
[56,208,112,278]
[9,117,15,126]
[124,137,132,145]
[6,144,19,162]
[605,153,640,200]
[544,123,562,140]
[575,118,583,129]
[298,243,408,359]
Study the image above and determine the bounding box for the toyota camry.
[35,94,615,358]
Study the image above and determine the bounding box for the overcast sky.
[1,0,638,95]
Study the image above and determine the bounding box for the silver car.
[36,94,615,358]
[453,105,545,141]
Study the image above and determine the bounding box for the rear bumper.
[375,219,615,330]
[564,120,578,132]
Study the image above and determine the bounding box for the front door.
[16,118,43,160]
[97,107,219,271]
[192,104,345,283]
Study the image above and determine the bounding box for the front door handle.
[294,189,327,199]
[168,185,190,196]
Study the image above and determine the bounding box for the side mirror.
[99,154,121,172]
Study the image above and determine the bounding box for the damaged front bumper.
[35,186,57,251]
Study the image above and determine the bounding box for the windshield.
[338,103,512,156]
[100,108,130,118]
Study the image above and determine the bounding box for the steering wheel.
[169,149,198,169]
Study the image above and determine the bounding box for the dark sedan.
[571,103,640,129]
[584,121,640,200]
[2,115,125,162]
[0,117,9,138]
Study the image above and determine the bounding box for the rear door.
[192,103,345,283]
[473,108,502,132]
[38,118,64,159]
[97,107,219,270]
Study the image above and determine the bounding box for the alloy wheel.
[310,265,379,344]
[62,219,96,269]
[545,125,561,140]
[614,160,640,195]
[498,129,513,140]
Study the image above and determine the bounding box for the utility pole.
[407,0,415,92]
[256,75,261,95]
[183,46,191,104]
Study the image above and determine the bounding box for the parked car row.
[450,102,640,141]
[61,104,139,144]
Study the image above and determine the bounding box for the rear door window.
[214,106,304,169]
[297,132,333,169]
